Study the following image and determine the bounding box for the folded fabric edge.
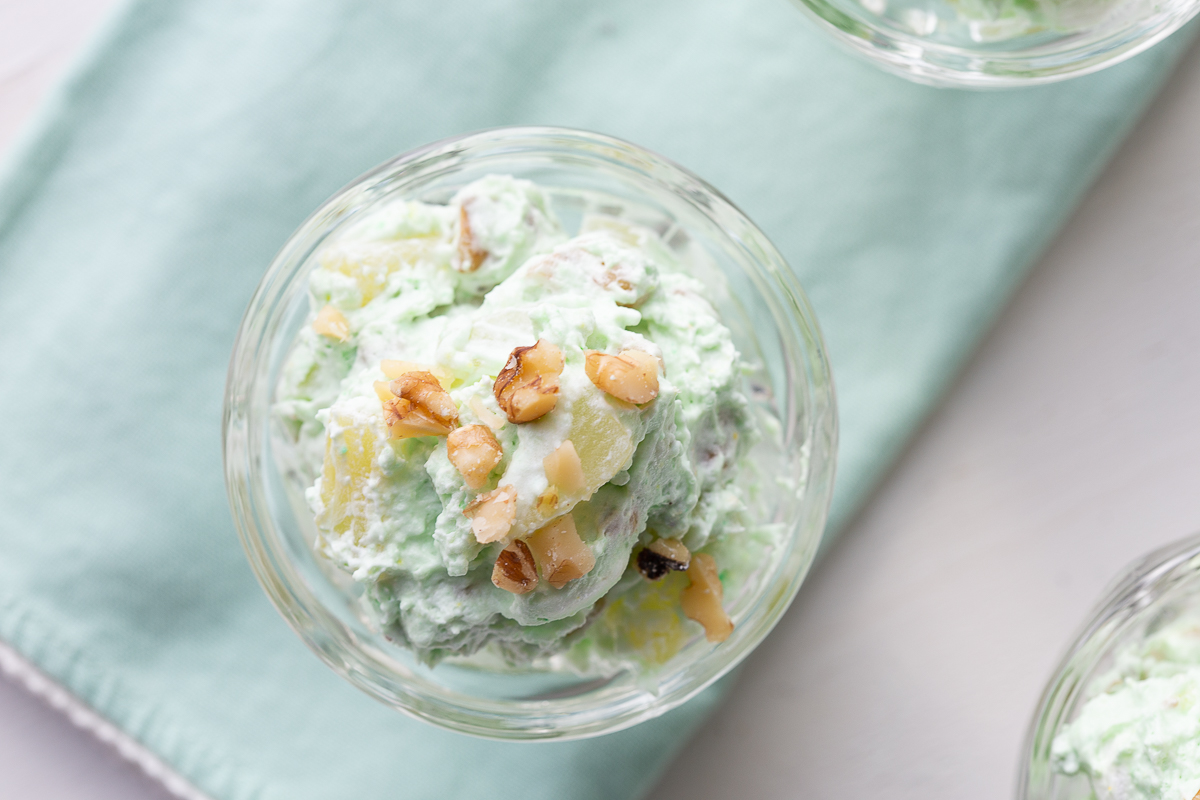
[0,636,212,800]
[0,593,272,800]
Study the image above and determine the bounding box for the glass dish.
[789,0,1200,86]
[223,126,837,740]
[1020,531,1200,798]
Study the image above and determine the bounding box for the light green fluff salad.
[1052,614,1200,800]
[274,175,766,668]
[949,0,1120,37]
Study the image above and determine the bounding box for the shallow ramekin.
[1020,532,1200,797]
[223,126,837,740]
[789,0,1200,87]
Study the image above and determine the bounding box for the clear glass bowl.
[1020,532,1200,798]
[789,0,1200,86]
[222,126,837,740]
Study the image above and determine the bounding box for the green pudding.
[275,176,765,669]
[1052,615,1200,800]
[948,0,1120,38]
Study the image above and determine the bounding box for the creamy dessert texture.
[1052,614,1200,800]
[275,175,768,668]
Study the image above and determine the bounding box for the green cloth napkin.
[0,0,1194,798]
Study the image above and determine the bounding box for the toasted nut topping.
[526,513,595,589]
[492,540,538,594]
[456,203,488,273]
[493,340,564,423]
[535,485,559,516]
[381,359,452,389]
[312,305,349,342]
[637,538,691,580]
[464,485,517,544]
[584,349,659,404]
[447,425,503,490]
[681,553,733,643]
[543,440,585,494]
[382,371,459,439]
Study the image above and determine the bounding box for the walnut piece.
[543,440,585,494]
[680,553,734,643]
[526,513,595,589]
[463,484,517,544]
[382,371,459,439]
[493,340,564,423]
[456,203,488,273]
[584,349,659,404]
[447,424,503,490]
[492,540,538,594]
[312,305,349,342]
[636,538,691,580]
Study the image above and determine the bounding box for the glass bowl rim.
[1017,531,1200,797]
[222,124,838,740]
[788,0,1200,87]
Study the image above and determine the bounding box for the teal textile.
[0,1,1194,798]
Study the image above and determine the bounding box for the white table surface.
[2,3,1198,798]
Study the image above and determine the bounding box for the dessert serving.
[1021,534,1200,800]
[787,0,1200,86]
[1051,614,1200,800]
[275,175,758,670]
[224,127,835,738]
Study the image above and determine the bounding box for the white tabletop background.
[2,2,1198,798]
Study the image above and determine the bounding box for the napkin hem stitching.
[0,594,272,800]
[0,636,214,800]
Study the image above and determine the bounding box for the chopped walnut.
[492,540,538,594]
[526,513,595,589]
[447,424,503,489]
[493,340,564,423]
[543,440,585,494]
[382,371,459,438]
[312,305,349,342]
[680,553,734,643]
[456,203,488,273]
[636,538,691,580]
[584,349,659,404]
[463,485,517,544]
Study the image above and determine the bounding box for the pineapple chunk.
[312,305,349,342]
[576,572,690,666]
[568,397,635,493]
[543,440,585,494]
[515,399,635,531]
[317,413,377,542]
[320,239,438,306]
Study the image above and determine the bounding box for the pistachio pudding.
[275,175,760,670]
